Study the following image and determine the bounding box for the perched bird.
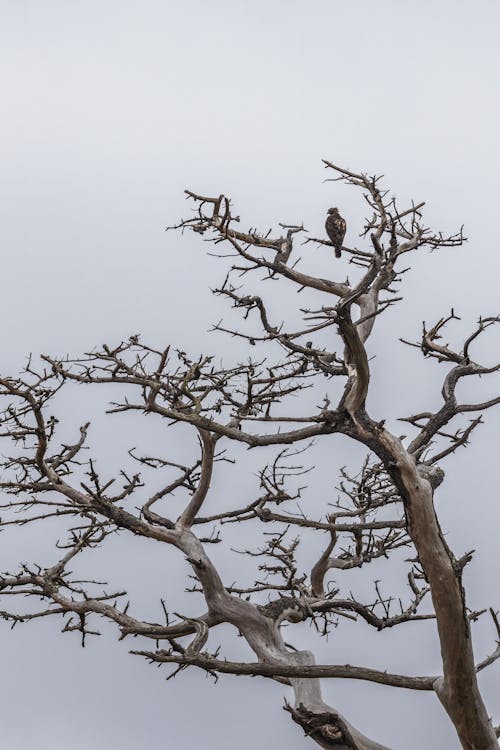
[325,208,346,258]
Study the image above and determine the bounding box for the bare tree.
[1,161,499,749]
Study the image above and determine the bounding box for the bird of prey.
[325,208,346,258]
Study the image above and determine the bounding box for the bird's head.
[327,207,339,215]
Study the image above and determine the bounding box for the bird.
[325,208,346,258]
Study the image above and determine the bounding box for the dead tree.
[1,161,499,749]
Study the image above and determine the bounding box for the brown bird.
[325,208,346,258]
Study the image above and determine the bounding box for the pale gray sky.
[1,2,499,748]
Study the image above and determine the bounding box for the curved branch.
[176,430,217,529]
[130,650,435,691]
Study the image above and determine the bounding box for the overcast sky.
[1,2,499,749]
